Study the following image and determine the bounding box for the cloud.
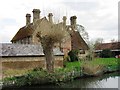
[0,0,119,43]
[63,1,100,12]
[88,30,118,42]
[61,0,118,42]
[0,25,19,43]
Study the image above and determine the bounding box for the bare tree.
[36,23,68,73]
[111,39,117,43]
[87,38,103,58]
[95,38,103,44]
[76,24,89,43]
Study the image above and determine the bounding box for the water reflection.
[60,72,119,88]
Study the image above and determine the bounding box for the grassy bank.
[65,58,119,70]
[2,58,119,87]
[82,58,119,70]
[3,69,30,78]
[3,58,118,77]
[86,58,118,66]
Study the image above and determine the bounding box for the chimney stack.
[70,16,77,29]
[26,14,31,26]
[32,9,40,23]
[48,13,53,23]
[63,16,67,26]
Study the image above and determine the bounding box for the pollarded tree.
[36,23,68,73]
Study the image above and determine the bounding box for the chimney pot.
[70,16,77,29]
[26,14,31,26]
[63,16,67,26]
[32,9,41,23]
[48,13,53,23]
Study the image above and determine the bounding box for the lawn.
[65,61,81,69]
[86,58,118,66]
[65,58,119,76]
[65,58,119,68]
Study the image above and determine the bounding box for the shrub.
[100,49,112,58]
[68,50,79,62]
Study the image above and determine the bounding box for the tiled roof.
[74,31,89,50]
[11,17,47,42]
[67,25,89,50]
[11,23,34,41]
[0,43,64,57]
[95,42,120,50]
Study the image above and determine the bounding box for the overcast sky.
[0,0,119,43]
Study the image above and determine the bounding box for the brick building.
[95,42,120,57]
[11,9,89,55]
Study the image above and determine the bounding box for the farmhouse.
[11,9,89,55]
[1,9,89,71]
[95,42,120,57]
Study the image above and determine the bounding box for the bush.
[3,68,50,86]
[68,50,79,62]
[3,67,80,86]
[100,49,112,58]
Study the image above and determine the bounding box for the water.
[2,72,120,89]
[60,74,119,88]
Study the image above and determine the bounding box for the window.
[79,49,85,54]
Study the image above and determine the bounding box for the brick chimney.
[48,13,53,23]
[26,14,31,26]
[63,16,67,26]
[32,9,40,23]
[70,16,77,29]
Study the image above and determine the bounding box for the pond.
[2,72,120,89]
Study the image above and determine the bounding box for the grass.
[85,58,118,66]
[65,58,119,70]
[3,58,119,78]
[66,58,120,68]
[2,58,119,86]
[65,61,82,69]
[3,69,30,78]
[64,58,119,76]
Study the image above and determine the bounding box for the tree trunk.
[43,45,54,73]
